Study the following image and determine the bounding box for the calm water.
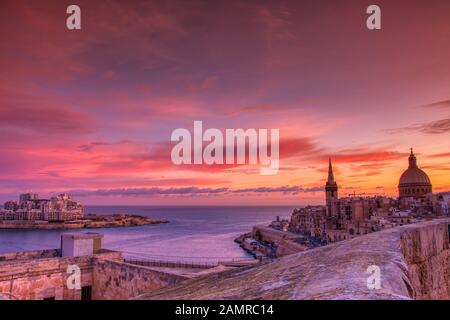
[0,206,293,260]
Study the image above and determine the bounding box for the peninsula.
[0,193,167,230]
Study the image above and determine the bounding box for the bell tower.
[325,158,338,217]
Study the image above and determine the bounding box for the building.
[19,193,38,204]
[398,149,432,199]
[325,158,338,217]
[321,158,399,242]
[0,193,84,222]
[397,149,434,210]
[287,149,443,245]
[290,206,327,238]
[436,192,450,215]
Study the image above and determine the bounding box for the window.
[81,286,92,300]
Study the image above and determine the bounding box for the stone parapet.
[139,219,450,300]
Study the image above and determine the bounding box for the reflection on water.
[0,206,293,259]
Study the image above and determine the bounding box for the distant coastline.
[0,213,168,230]
[0,193,168,230]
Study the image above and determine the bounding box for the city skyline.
[1,0,450,205]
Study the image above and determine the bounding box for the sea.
[0,206,293,261]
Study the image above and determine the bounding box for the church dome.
[399,168,431,185]
[398,149,432,198]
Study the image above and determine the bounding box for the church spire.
[325,157,338,218]
[327,157,335,183]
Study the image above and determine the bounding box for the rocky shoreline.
[0,213,168,230]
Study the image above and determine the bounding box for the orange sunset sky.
[0,0,449,205]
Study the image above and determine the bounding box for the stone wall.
[0,247,191,300]
[0,221,85,229]
[0,256,92,299]
[140,219,450,300]
[252,226,307,256]
[92,259,187,300]
[400,221,450,299]
[0,249,60,262]
[0,250,122,300]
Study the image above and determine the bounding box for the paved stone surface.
[139,219,450,300]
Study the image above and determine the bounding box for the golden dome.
[399,167,431,185]
[398,149,432,198]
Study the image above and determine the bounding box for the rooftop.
[61,232,104,240]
